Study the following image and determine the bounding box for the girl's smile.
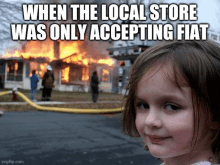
[147,135,171,144]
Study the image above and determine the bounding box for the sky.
[0,0,220,54]
[166,0,220,31]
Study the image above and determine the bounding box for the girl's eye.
[164,103,180,111]
[136,102,149,109]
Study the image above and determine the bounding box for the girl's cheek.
[135,117,140,131]
[135,115,144,134]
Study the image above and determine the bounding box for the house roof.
[0,57,23,62]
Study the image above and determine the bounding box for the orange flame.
[62,67,70,83]
[15,62,18,76]
[29,62,47,78]
[82,67,89,81]
[102,69,109,82]
[3,40,54,60]
[15,63,18,71]
[2,40,114,83]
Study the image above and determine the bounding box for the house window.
[7,61,23,81]
[102,69,109,82]
[62,66,86,84]
[62,66,70,84]
[69,66,82,82]
[82,67,89,81]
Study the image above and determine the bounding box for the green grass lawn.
[0,89,125,112]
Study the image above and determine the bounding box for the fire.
[82,67,89,81]
[15,62,18,76]
[4,50,21,58]
[15,63,18,71]
[3,40,54,60]
[98,59,114,66]
[29,62,47,78]
[3,40,114,65]
[60,41,81,59]
[39,64,47,77]
[102,69,109,82]
[62,54,114,67]
[2,39,114,83]
[62,67,70,83]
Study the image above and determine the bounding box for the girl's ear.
[210,121,218,130]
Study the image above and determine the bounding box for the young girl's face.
[135,64,211,160]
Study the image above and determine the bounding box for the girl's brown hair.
[122,40,220,161]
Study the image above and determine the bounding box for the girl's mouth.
[148,135,170,143]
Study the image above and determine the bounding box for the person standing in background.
[90,71,99,103]
[41,65,54,101]
[30,70,39,102]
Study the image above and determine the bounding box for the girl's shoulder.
[160,162,220,165]
[192,161,220,165]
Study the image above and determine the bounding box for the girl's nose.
[144,108,162,128]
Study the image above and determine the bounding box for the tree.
[0,1,25,53]
[0,1,23,41]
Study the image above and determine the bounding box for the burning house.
[0,39,116,93]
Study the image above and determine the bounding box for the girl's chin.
[150,150,167,158]
[147,145,174,159]
[148,145,188,160]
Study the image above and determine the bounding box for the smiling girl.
[122,40,220,165]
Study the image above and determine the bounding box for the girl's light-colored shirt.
[161,161,220,165]
[192,162,219,165]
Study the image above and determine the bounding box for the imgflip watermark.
[1,159,24,164]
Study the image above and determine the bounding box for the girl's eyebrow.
[134,94,188,104]
[134,96,147,102]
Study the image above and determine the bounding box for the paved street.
[0,111,160,165]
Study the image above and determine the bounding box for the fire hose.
[0,90,124,114]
